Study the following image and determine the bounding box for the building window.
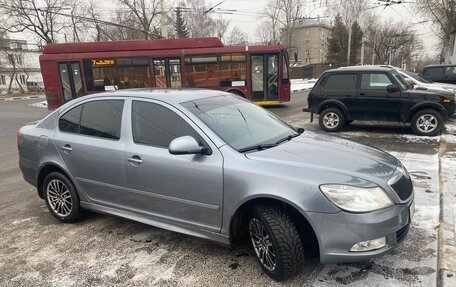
[0,75,5,85]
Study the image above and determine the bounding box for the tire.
[411,109,443,136]
[248,205,305,281]
[319,108,346,132]
[43,172,80,223]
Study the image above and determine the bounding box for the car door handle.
[359,92,366,96]
[127,155,143,165]
[60,144,72,152]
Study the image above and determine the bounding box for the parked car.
[303,66,456,136]
[26,81,44,92]
[397,69,456,94]
[18,89,414,281]
[419,64,456,85]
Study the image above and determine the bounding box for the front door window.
[153,58,182,88]
[250,54,279,101]
[58,62,84,102]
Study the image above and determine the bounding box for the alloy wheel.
[46,179,73,217]
[416,114,437,134]
[323,112,340,129]
[249,218,277,272]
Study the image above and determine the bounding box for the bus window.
[153,60,167,88]
[185,56,220,88]
[220,53,247,87]
[169,59,181,88]
[116,57,148,89]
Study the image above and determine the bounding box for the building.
[281,18,331,65]
[0,38,42,93]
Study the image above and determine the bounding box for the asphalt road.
[0,96,455,287]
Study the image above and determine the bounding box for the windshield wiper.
[275,133,300,145]
[238,143,278,153]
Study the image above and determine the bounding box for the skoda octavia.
[18,90,414,281]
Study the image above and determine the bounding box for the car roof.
[327,65,395,73]
[422,64,456,68]
[64,88,228,107]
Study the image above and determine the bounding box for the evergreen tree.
[175,7,190,38]
[327,14,363,66]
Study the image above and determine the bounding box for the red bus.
[39,37,291,110]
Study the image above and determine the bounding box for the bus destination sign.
[92,59,115,66]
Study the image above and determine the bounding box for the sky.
[212,0,440,57]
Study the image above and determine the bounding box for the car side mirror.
[386,84,398,93]
[169,136,209,155]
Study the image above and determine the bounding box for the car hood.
[408,87,455,99]
[245,131,399,182]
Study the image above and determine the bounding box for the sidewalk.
[0,93,45,101]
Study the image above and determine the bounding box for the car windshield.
[403,70,432,83]
[391,70,409,90]
[182,95,297,152]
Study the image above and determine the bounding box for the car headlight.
[319,184,393,213]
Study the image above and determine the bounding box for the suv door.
[123,100,223,232]
[317,73,358,113]
[352,72,402,121]
[54,99,127,204]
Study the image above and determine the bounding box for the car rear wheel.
[248,205,304,281]
[43,172,80,223]
[411,109,443,136]
[319,108,345,132]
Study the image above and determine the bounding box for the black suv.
[419,64,456,85]
[303,66,456,136]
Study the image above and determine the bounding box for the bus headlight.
[319,184,393,213]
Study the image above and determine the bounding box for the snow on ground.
[29,101,47,108]
[291,79,317,92]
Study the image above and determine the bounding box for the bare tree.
[226,26,248,45]
[116,0,162,40]
[256,21,274,44]
[183,0,216,38]
[214,17,230,42]
[261,0,281,44]
[414,0,456,56]
[0,0,70,44]
[364,17,422,67]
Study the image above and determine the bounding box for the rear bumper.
[305,199,413,263]
[449,112,456,121]
[302,107,312,113]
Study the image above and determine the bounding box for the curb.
[437,140,456,287]
[0,95,46,102]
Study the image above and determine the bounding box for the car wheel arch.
[229,196,321,260]
[407,102,446,122]
[318,100,349,119]
[36,163,75,199]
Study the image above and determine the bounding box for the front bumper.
[305,199,413,263]
[449,112,456,121]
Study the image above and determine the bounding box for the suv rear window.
[323,74,357,90]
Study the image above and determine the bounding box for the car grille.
[396,223,410,244]
[390,175,413,201]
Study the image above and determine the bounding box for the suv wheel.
[319,108,345,132]
[411,109,443,136]
[43,172,81,223]
[248,205,304,281]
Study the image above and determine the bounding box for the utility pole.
[372,36,375,65]
[160,0,167,38]
[360,41,365,65]
[347,26,352,66]
[388,47,392,65]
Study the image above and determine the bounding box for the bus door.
[250,54,279,102]
[58,62,84,102]
[152,58,182,88]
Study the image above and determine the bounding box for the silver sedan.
[18,89,414,281]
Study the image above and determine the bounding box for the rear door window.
[80,100,124,140]
[59,105,82,134]
[445,66,456,75]
[323,74,357,90]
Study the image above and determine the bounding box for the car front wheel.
[43,172,81,223]
[411,109,443,136]
[319,108,346,132]
[248,205,304,281]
